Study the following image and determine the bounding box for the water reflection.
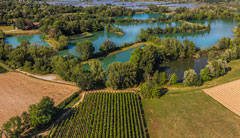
[161,57,208,81]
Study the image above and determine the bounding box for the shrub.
[56,91,81,109]
[28,96,55,128]
[183,69,202,86]
[100,40,116,53]
[169,73,178,85]
[140,82,168,99]
[200,67,212,81]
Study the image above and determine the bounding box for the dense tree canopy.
[106,62,137,89]
[76,40,95,61]
[28,96,55,128]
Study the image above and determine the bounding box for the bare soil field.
[204,79,240,116]
[0,72,79,127]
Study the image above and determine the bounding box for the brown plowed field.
[0,72,79,127]
[204,79,240,116]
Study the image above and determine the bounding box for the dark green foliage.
[47,93,147,138]
[169,73,178,85]
[76,40,95,61]
[137,33,198,61]
[76,70,95,90]
[15,18,25,29]
[57,35,69,50]
[100,40,116,53]
[148,4,169,13]
[216,37,232,50]
[152,71,168,85]
[29,96,55,128]
[200,67,212,81]
[0,65,7,73]
[2,116,22,138]
[21,112,31,130]
[130,45,161,82]
[1,40,55,74]
[182,39,196,58]
[56,91,81,109]
[183,69,202,86]
[145,22,210,35]
[105,24,123,33]
[106,62,137,89]
[140,82,168,99]
[51,55,80,81]
[89,59,105,87]
[206,59,229,78]
[0,30,5,39]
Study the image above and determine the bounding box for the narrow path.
[16,69,74,86]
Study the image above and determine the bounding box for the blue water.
[5,35,49,48]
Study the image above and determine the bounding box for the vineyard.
[45,92,148,138]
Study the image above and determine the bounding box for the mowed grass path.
[142,91,240,138]
[142,59,240,138]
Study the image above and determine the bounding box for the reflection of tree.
[158,30,210,39]
[161,57,207,81]
[17,35,34,42]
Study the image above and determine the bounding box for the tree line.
[144,21,210,35]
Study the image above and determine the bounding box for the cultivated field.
[46,92,147,138]
[204,79,240,116]
[0,72,79,127]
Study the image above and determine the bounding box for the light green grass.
[168,59,240,94]
[142,59,240,138]
[0,26,14,31]
[142,91,240,138]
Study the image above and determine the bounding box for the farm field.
[142,91,240,138]
[204,79,240,116]
[0,72,79,127]
[46,92,148,138]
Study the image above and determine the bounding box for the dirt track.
[204,79,240,116]
[0,72,79,127]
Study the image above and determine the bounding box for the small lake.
[100,46,208,80]
[115,13,164,20]
[4,35,49,48]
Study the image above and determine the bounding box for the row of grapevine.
[45,92,148,138]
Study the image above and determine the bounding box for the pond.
[4,35,49,48]
[115,13,165,20]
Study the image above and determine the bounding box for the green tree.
[140,82,154,99]
[89,59,105,87]
[140,82,168,99]
[152,70,161,84]
[15,18,25,29]
[130,47,143,67]
[76,70,95,90]
[183,69,202,86]
[2,116,22,138]
[100,40,116,53]
[76,40,95,61]
[106,62,137,89]
[28,96,55,128]
[169,73,178,85]
[0,30,5,39]
[57,35,68,50]
[21,112,31,130]
[200,67,212,82]
[140,45,161,82]
[160,72,168,85]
